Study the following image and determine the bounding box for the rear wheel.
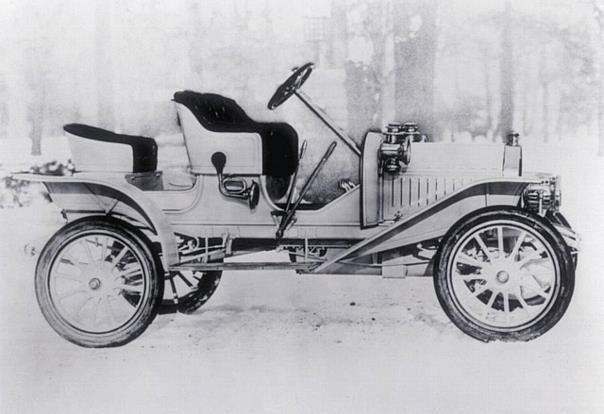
[35,218,162,347]
[434,208,574,342]
[163,270,222,314]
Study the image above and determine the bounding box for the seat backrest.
[173,91,298,178]
[63,123,157,173]
[174,91,256,132]
[174,102,263,175]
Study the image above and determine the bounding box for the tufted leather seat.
[63,123,158,173]
[173,91,298,178]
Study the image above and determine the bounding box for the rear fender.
[11,173,178,268]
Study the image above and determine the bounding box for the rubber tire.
[546,211,578,270]
[35,218,163,348]
[433,207,575,342]
[175,271,222,314]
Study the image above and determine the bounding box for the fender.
[313,177,542,274]
[11,173,178,268]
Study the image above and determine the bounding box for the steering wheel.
[267,62,314,110]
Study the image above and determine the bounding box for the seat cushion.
[63,124,158,173]
[173,91,298,177]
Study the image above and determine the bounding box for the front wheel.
[434,208,574,342]
[35,218,162,347]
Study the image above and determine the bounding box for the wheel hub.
[495,270,510,284]
[88,277,102,290]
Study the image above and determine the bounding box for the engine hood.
[405,142,513,176]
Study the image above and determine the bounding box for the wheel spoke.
[520,255,550,268]
[118,283,144,293]
[91,297,102,327]
[176,272,194,288]
[471,282,489,297]
[80,239,94,265]
[509,230,527,262]
[482,290,498,317]
[502,292,510,314]
[456,253,488,268]
[111,246,129,267]
[61,251,85,272]
[457,271,485,281]
[486,290,497,308]
[515,290,533,317]
[118,265,143,279]
[474,233,495,262]
[100,236,109,263]
[73,296,94,319]
[117,292,139,310]
[497,226,505,259]
[521,271,552,295]
[101,296,118,326]
[107,295,128,321]
[54,272,85,283]
[524,269,554,280]
[57,286,87,301]
[525,284,551,300]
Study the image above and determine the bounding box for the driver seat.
[173,91,298,180]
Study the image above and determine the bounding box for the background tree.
[95,0,115,130]
[594,0,604,156]
[1,0,601,157]
[498,0,514,141]
[344,0,389,142]
[392,0,438,139]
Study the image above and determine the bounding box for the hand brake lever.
[276,141,337,239]
[283,140,308,213]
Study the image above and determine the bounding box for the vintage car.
[13,63,579,347]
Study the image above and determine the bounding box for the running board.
[171,262,317,272]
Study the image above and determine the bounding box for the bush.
[0,160,73,208]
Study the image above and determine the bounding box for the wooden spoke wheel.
[434,208,574,342]
[35,218,162,347]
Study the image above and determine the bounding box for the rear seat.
[64,123,158,173]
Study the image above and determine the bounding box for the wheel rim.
[48,231,149,334]
[447,220,560,332]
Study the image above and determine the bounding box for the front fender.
[11,173,178,269]
[313,177,542,274]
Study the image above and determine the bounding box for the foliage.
[0,160,73,208]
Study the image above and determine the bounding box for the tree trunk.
[328,0,348,68]
[392,0,438,140]
[499,0,514,142]
[540,47,550,143]
[521,76,533,138]
[26,46,45,156]
[28,102,43,156]
[187,2,204,84]
[597,3,604,156]
[482,44,494,138]
[95,0,114,129]
[542,81,550,142]
[345,62,376,143]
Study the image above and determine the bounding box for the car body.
[13,63,579,347]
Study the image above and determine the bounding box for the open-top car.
[13,62,579,347]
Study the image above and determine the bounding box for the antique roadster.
[13,63,579,347]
